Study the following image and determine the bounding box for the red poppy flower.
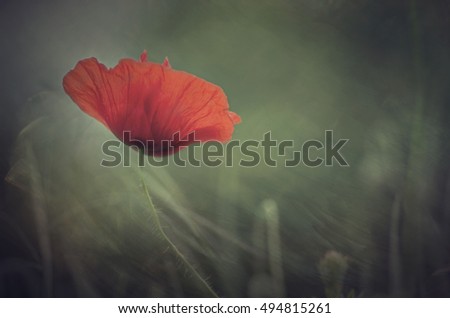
[63,51,241,156]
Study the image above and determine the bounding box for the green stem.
[140,174,218,297]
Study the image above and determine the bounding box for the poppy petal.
[162,57,172,68]
[63,51,240,156]
[139,50,148,62]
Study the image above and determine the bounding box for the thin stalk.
[140,174,218,297]
[264,199,285,297]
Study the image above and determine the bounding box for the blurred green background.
[1,0,449,297]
